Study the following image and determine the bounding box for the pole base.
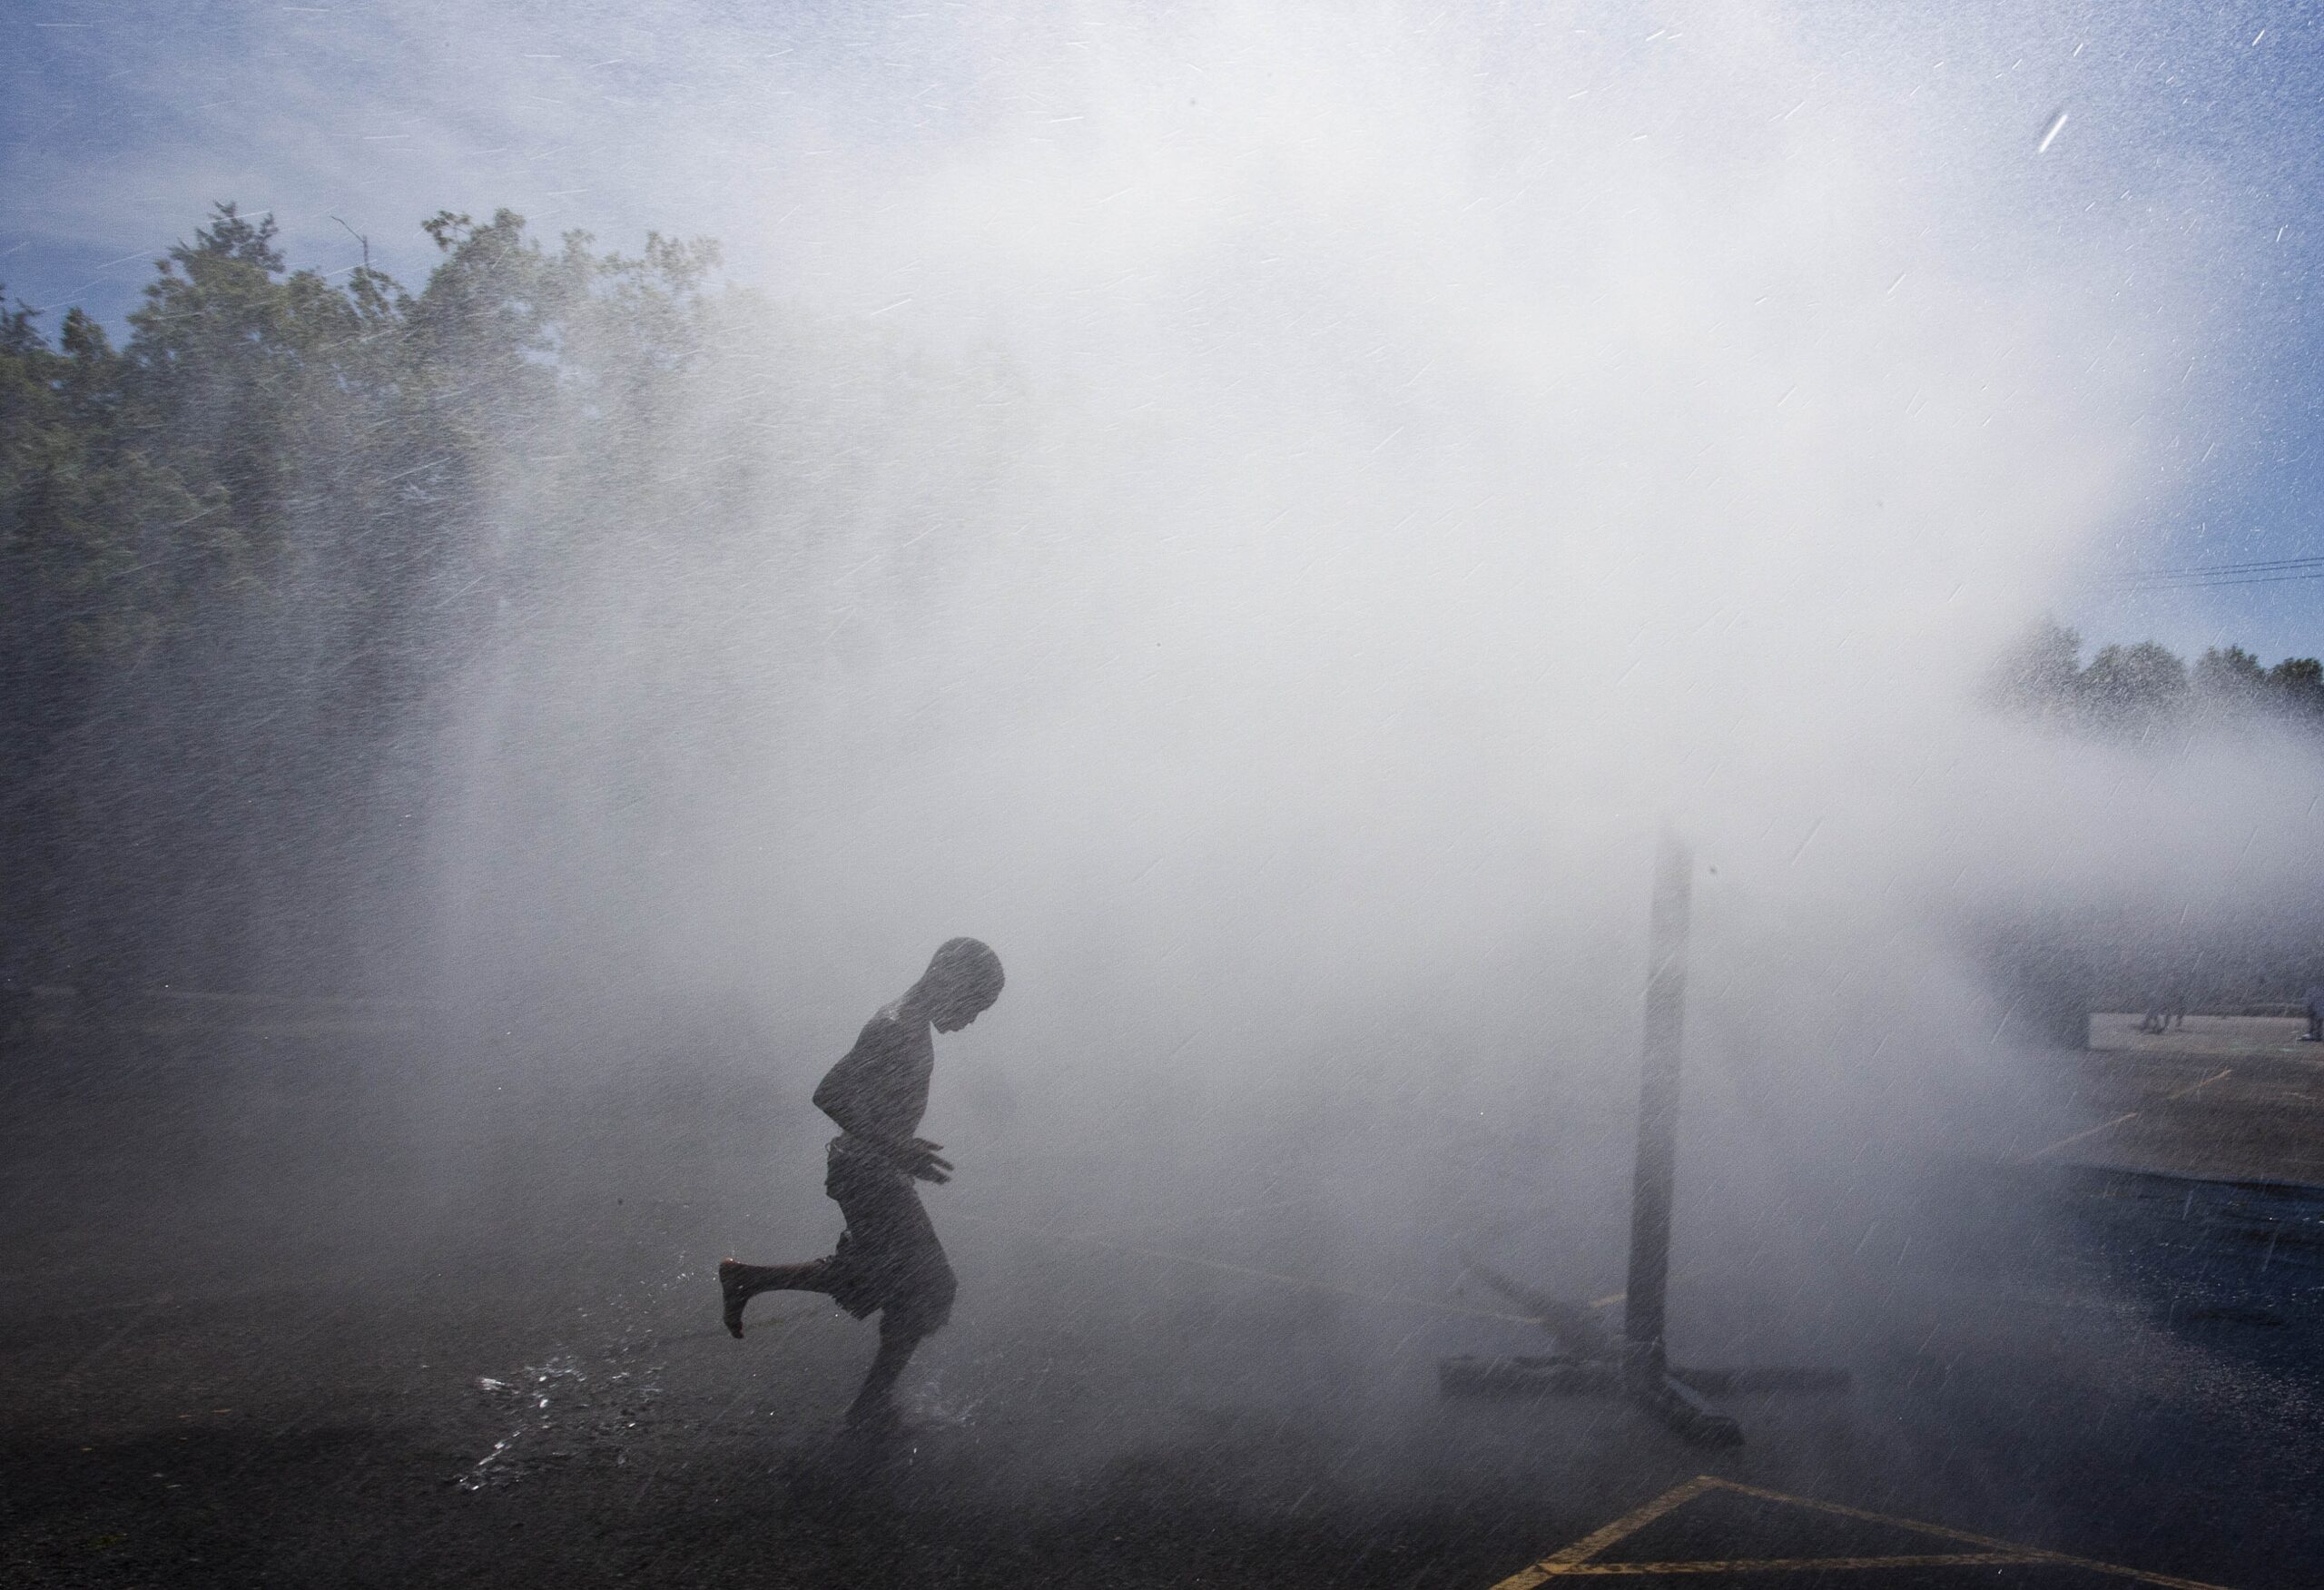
[1627,1364,1745,1448]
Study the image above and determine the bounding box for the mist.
[202,12,2263,1506]
[11,3,2324,1581]
[416,11,2290,1150]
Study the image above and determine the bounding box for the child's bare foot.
[718,1260,749,1338]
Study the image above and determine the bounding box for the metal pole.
[1623,827,1692,1378]
[1440,827,1831,1446]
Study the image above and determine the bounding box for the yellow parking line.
[1709,1478,2239,1589]
[1549,1554,2036,1575]
[1492,1476,1721,1588]
[1495,1475,2241,1589]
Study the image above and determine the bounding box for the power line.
[2119,553,2324,576]
[2111,570,2324,593]
[2102,553,2324,593]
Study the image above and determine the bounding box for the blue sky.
[5,1,2321,663]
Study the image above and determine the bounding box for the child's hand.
[898,1138,953,1183]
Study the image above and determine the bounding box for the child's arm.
[813,1029,953,1181]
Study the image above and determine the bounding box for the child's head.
[918,937,1005,1031]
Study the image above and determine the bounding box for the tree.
[1988,617,2083,716]
[2195,644,2265,686]
[2270,657,2324,721]
[2,199,740,995]
[2081,641,2189,739]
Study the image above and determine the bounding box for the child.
[720,937,1004,1426]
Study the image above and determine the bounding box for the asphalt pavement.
[4,1012,2320,1588]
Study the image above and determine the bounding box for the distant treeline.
[2,202,733,999]
[1991,619,2324,745]
[2,202,2315,1004]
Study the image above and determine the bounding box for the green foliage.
[0,201,727,993]
[2082,641,2188,734]
[1990,617,2083,713]
[2269,656,2324,715]
[2194,644,2266,697]
[3,200,724,669]
[1994,620,2324,743]
[7,194,2319,993]
[2,282,216,673]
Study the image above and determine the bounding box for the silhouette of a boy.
[720,937,1004,1426]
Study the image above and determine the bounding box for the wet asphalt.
[4,1023,2321,1589]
